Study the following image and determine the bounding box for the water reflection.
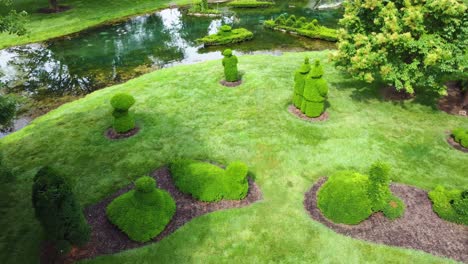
[0,4,341,96]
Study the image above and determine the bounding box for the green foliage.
[382,196,405,220]
[264,14,338,41]
[169,160,249,202]
[301,59,328,117]
[368,162,391,211]
[197,27,253,46]
[222,49,239,82]
[110,93,135,133]
[188,0,220,15]
[293,57,311,108]
[0,95,16,128]
[0,0,27,35]
[452,127,468,148]
[429,186,468,225]
[31,166,90,253]
[106,176,176,242]
[332,0,468,96]
[227,0,274,8]
[317,171,373,225]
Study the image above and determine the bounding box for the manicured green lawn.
[0,0,192,49]
[1,51,467,263]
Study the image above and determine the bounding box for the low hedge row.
[228,0,275,8]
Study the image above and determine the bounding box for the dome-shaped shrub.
[220,25,232,33]
[110,93,135,111]
[110,93,136,133]
[452,127,468,148]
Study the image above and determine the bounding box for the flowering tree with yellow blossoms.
[332,0,467,96]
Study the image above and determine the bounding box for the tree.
[0,95,16,130]
[32,167,90,253]
[0,0,27,35]
[332,0,467,96]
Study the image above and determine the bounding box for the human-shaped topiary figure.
[110,93,136,133]
[301,59,329,117]
[367,162,391,211]
[293,57,311,108]
[222,49,239,82]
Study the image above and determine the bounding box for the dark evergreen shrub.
[222,49,239,82]
[32,166,90,254]
[110,93,136,133]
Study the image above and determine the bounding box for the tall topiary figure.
[32,166,90,254]
[110,93,136,133]
[301,59,328,117]
[368,162,391,211]
[293,57,311,108]
[222,49,239,82]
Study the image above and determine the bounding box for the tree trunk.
[462,89,468,109]
[49,0,58,10]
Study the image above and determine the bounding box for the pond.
[0,0,342,97]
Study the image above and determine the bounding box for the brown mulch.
[42,167,262,263]
[105,127,140,140]
[447,135,468,153]
[304,177,468,263]
[288,105,329,122]
[220,79,243,87]
[38,6,72,13]
[438,82,468,117]
[380,86,415,101]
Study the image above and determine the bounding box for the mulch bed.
[42,167,262,263]
[438,82,468,117]
[288,105,329,122]
[447,135,468,153]
[304,177,468,263]
[380,86,415,101]
[38,6,72,13]
[220,79,243,87]
[105,127,140,140]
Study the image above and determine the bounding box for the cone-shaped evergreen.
[293,57,311,108]
[222,49,239,82]
[301,59,328,117]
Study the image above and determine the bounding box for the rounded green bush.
[452,127,468,148]
[429,186,468,225]
[106,176,176,242]
[110,93,135,111]
[170,160,249,202]
[220,25,232,32]
[382,196,405,220]
[317,171,373,225]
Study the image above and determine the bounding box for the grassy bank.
[1,51,467,263]
[0,0,192,49]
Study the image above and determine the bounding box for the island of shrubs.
[452,127,468,149]
[264,14,337,42]
[197,25,253,46]
[317,162,405,225]
[228,0,274,8]
[187,0,221,17]
[170,160,249,202]
[429,186,467,225]
[106,176,176,242]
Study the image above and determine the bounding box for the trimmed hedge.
[169,160,249,202]
[228,0,275,8]
[317,163,405,225]
[197,26,253,46]
[110,93,136,133]
[264,15,337,42]
[222,49,239,82]
[32,167,90,254]
[452,127,468,148]
[429,186,468,225]
[106,176,176,242]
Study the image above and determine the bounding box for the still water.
[0,1,342,97]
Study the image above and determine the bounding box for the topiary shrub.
[429,186,468,225]
[169,160,249,202]
[382,196,405,220]
[301,59,328,117]
[106,176,176,242]
[110,93,136,133]
[222,49,239,82]
[293,57,311,108]
[197,27,254,46]
[264,15,338,41]
[0,95,16,129]
[275,14,287,25]
[317,171,373,225]
[452,127,468,148]
[227,0,274,8]
[368,161,391,211]
[32,166,90,254]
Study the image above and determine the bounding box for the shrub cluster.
[228,0,274,8]
[222,49,239,82]
[110,93,136,133]
[106,176,176,242]
[429,186,468,225]
[317,162,405,225]
[32,166,90,254]
[197,26,254,46]
[169,160,249,202]
[264,14,338,41]
[452,128,468,148]
[188,0,220,15]
[0,95,16,129]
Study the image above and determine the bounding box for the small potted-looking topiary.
[106,176,176,242]
[107,93,138,139]
[220,49,242,87]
